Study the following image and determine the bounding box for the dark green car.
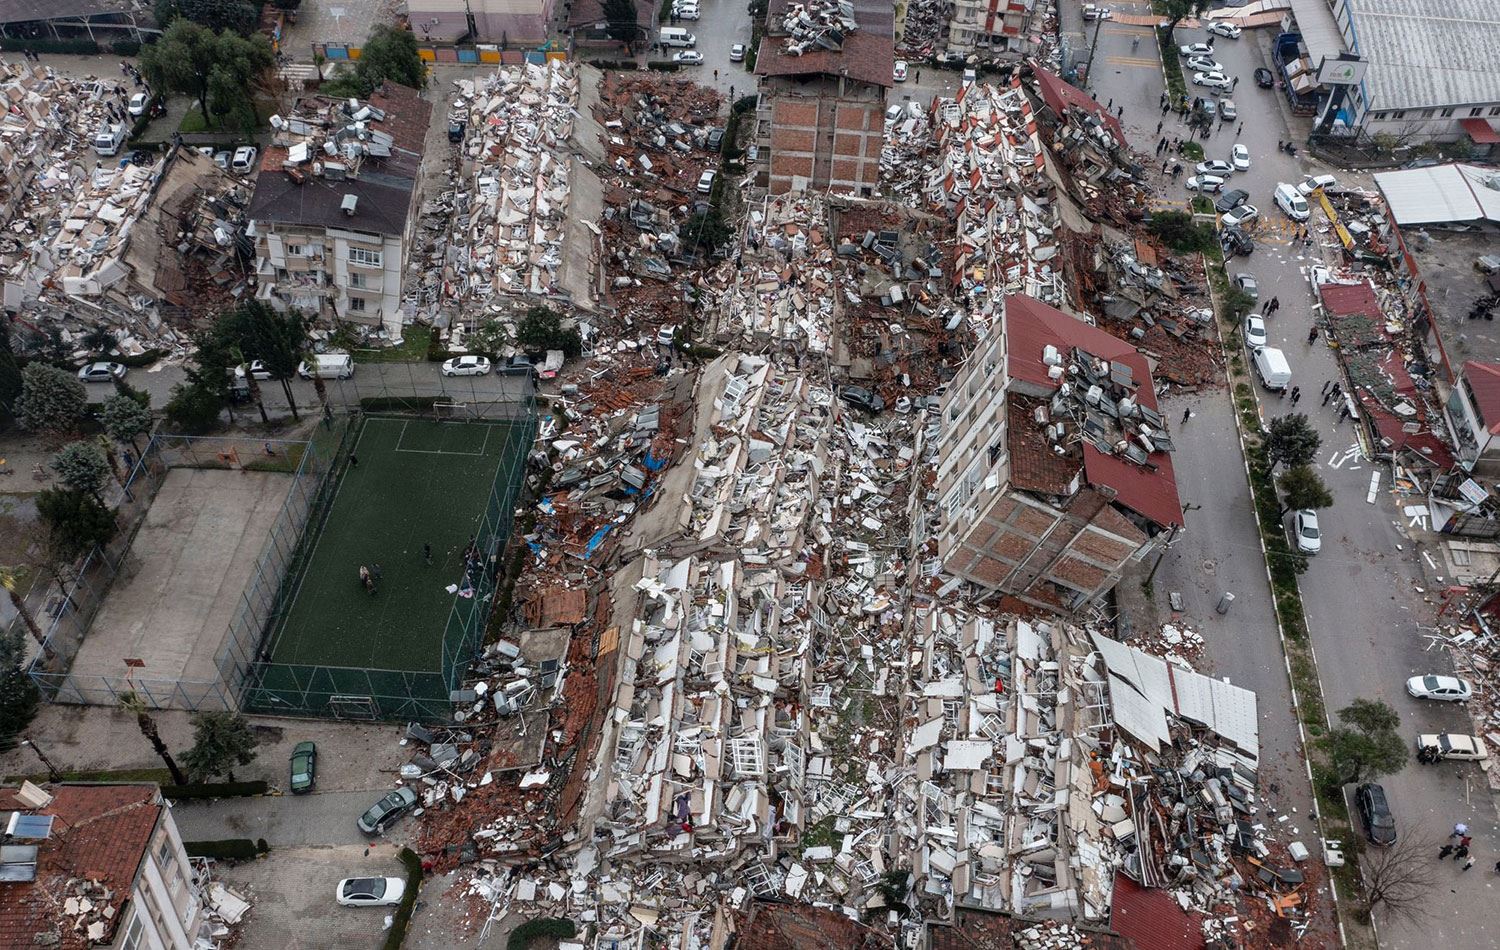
[289,741,317,794]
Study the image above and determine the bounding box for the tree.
[81,325,116,355]
[687,209,733,253]
[155,0,257,33]
[140,21,271,128]
[100,394,153,455]
[13,363,88,436]
[0,321,21,425]
[1263,413,1321,469]
[356,24,426,91]
[164,381,226,434]
[214,302,308,421]
[1145,210,1216,254]
[1318,698,1407,788]
[1361,833,1438,925]
[0,567,53,662]
[1278,464,1333,516]
[468,319,512,359]
[119,691,188,786]
[603,0,641,47]
[0,622,39,751]
[35,488,117,562]
[1161,0,1210,30]
[51,441,111,501]
[516,306,583,358]
[183,710,258,782]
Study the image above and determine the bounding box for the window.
[348,271,368,289]
[1471,107,1484,117]
[347,247,383,267]
[349,296,367,313]
[120,915,144,950]
[286,244,304,257]
[1368,111,1385,121]
[1440,108,1455,118]
[156,836,175,870]
[1491,106,1500,116]
[1391,110,1406,120]
[1421,109,1435,119]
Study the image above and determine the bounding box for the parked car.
[1293,509,1321,554]
[1185,56,1223,73]
[231,146,258,175]
[1185,174,1226,193]
[336,877,406,908]
[1082,3,1111,19]
[1199,98,1217,119]
[289,741,317,794]
[1193,71,1233,90]
[213,150,231,170]
[706,127,724,152]
[1214,188,1249,213]
[1221,226,1255,256]
[1274,182,1311,221]
[1196,159,1233,177]
[838,386,885,414]
[1354,783,1397,846]
[1219,98,1238,121]
[1308,264,1332,290]
[1179,43,1214,57]
[1298,173,1337,195]
[696,169,717,194]
[1231,144,1251,171]
[441,355,492,377]
[1206,21,1241,39]
[674,4,700,17]
[672,51,704,65]
[1406,674,1473,702]
[1254,67,1275,88]
[1234,272,1259,302]
[729,43,746,62]
[128,92,149,117]
[357,787,419,834]
[1221,203,1260,228]
[448,120,466,143]
[1243,314,1267,349]
[235,360,273,380]
[77,361,126,383]
[657,324,677,347]
[893,60,909,82]
[1417,733,1489,761]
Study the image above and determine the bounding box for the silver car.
[78,361,126,383]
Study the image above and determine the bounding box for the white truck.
[1253,346,1292,392]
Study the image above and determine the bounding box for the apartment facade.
[0,783,211,949]
[406,0,557,45]
[935,295,1181,610]
[249,82,431,338]
[946,0,1036,57]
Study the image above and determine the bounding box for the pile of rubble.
[780,0,859,55]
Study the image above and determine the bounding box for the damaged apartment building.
[755,0,895,196]
[249,82,432,338]
[935,294,1181,610]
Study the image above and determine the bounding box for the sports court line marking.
[390,419,494,456]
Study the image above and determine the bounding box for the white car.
[235,360,273,380]
[1185,174,1226,193]
[1274,182,1310,221]
[1206,22,1242,39]
[1082,3,1111,20]
[1293,509,1321,554]
[1244,314,1267,349]
[128,92,149,117]
[729,44,746,62]
[1308,264,1332,290]
[657,325,677,347]
[77,361,126,383]
[1221,203,1259,227]
[1417,733,1489,762]
[1185,56,1223,73]
[1179,43,1214,57]
[1297,173,1337,196]
[1193,71,1234,90]
[696,169,717,193]
[674,4,700,17]
[1406,675,1473,702]
[893,60,908,82]
[672,51,704,65]
[1231,144,1251,171]
[230,146,257,175]
[336,877,406,908]
[1195,159,1233,177]
[441,355,492,377]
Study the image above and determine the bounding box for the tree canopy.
[0,622,37,752]
[516,306,583,358]
[1318,698,1407,788]
[1161,0,1210,29]
[100,394,153,452]
[183,710,259,782]
[603,0,642,47]
[1264,413,1321,469]
[36,488,117,561]
[323,24,426,98]
[1279,464,1333,516]
[155,0,258,33]
[51,442,111,500]
[140,20,272,129]
[13,363,87,435]
[212,302,309,420]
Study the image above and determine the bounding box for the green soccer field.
[262,416,526,681]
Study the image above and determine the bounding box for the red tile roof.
[1317,280,1382,320]
[0,785,161,949]
[755,31,896,89]
[1030,65,1128,147]
[1463,361,1500,433]
[1110,874,1205,950]
[1004,294,1182,527]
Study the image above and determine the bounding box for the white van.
[660,27,696,47]
[1297,173,1337,196]
[92,123,127,157]
[297,353,354,379]
[1274,182,1311,221]
[1253,346,1292,391]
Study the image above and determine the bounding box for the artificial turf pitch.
[262,416,522,679]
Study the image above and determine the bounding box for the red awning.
[1461,117,1500,144]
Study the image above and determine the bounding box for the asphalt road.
[170,788,419,848]
[1107,18,1500,945]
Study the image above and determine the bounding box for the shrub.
[0,38,99,55]
[1145,210,1217,254]
[160,780,268,799]
[184,838,269,860]
[111,39,143,56]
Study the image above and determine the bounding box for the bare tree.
[1361,833,1440,925]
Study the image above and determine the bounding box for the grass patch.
[1156,26,1186,106]
[1182,141,1205,161]
[353,325,433,364]
[242,443,308,473]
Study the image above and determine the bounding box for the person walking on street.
[423,542,432,565]
[348,454,359,468]
[1464,856,1477,871]
[1182,407,1192,424]
[1290,386,1301,404]
[1440,844,1456,859]
[1237,122,1244,135]
[1157,120,1164,134]
[1460,835,1473,850]
[1454,822,1471,839]
[1307,326,1319,344]
[1322,380,1332,396]
[1338,403,1352,422]
[1455,845,1471,862]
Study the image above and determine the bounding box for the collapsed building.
[249,81,432,339]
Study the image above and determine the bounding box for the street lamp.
[20,738,62,783]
